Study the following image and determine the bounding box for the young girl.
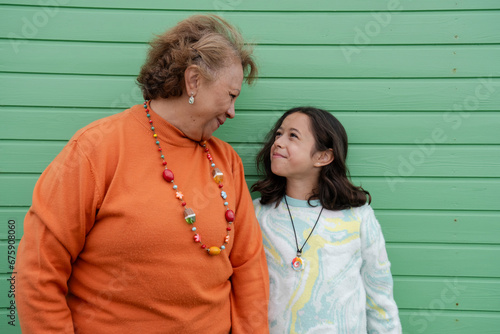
[252,107,402,333]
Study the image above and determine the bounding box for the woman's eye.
[230,94,236,100]
[290,133,298,138]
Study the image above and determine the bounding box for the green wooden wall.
[1,1,500,333]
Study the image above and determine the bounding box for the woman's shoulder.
[209,136,237,154]
[71,105,138,143]
[208,136,244,172]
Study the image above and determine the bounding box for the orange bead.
[208,247,221,255]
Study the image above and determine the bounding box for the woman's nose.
[226,103,235,119]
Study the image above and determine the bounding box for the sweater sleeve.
[359,205,402,334]
[229,155,270,334]
[15,140,100,334]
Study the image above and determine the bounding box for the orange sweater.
[15,104,269,333]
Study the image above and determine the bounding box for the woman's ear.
[184,65,200,96]
[314,149,334,167]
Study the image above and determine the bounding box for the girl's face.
[270,112,323,181]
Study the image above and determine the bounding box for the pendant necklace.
[144,100,234,256]
[284,196,324,271]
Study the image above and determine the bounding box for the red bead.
[182,202,186,206]
[162,161,167,165]
[158,148,162,151]
[201,244,206,249]
[219,184,223,188]
[204,148,209,152]
[207,153,212,160]
[162,169,174,182]
[227,227,231,231]
[149,120,153,123]
[225,209,235,222]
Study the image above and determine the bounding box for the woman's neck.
[150,97,197,140]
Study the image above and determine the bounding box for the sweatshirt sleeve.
[15,139,101,334]
[359,205,402,334]
[229,155,270,334]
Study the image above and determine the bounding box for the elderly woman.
[15,15,269,333]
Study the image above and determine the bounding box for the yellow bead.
[208,247,221,255]
[153,134,157,138]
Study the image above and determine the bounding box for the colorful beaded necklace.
[144,100,234,256]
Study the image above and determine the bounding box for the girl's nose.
[274,136,284,148]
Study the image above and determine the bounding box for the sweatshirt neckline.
[283,195,321,208]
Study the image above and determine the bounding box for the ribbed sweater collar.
[131,102,200,148]
[282,195,321,208]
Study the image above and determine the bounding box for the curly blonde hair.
[137,14,257,100]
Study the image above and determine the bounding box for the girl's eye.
[275,131,282,138]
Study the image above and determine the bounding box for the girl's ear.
[314,149,334,167]
[184,65,200,96]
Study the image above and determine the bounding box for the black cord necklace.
[284,196,324,271]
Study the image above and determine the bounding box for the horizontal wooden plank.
[394,277,500,311]
[399,310,500,334]
[2,207,499,245]
[2,108,499,145]
[3,174,500,211]
[0,209,24,240]
[0,274,498,314]
[2,0,500,11]
[236,144,500,177]
[2,208,498,245]
[0,240,497,277]
[249,177,500,211]
[0,289,498,334]
[3,141,500,178]
[3,40,500,78]
[1,6,500,44]
[2,74,500,111]
[377,210,500,244]
[387,244,500,277]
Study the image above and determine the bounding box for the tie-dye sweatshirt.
[254,196,402,334]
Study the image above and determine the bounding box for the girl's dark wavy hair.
[251,107,371,210]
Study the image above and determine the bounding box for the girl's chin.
[270,165,287,178]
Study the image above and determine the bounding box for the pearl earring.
[188,92,195,104]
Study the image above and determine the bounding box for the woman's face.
[190,61,244,141]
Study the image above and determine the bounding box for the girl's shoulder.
[252,197,267,213]
[252,197,280,217]
[351,202,375,219]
